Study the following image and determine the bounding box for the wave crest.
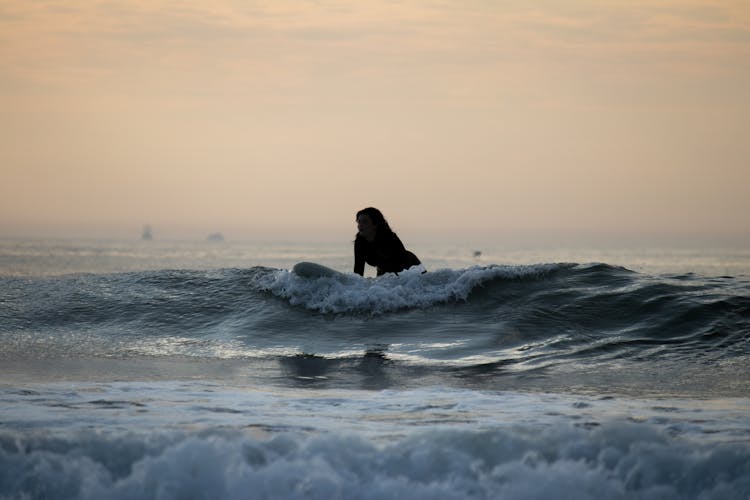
[259,264,573,314]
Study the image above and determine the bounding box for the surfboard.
[292,261,342,279]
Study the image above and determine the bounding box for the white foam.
[2,424,748,499]
[2,383,749,499]
[260,264,568,314]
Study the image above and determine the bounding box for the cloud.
[2,0,747,98]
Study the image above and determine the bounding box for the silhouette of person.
[354,207,421,276]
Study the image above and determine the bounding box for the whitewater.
[1,239,749,499]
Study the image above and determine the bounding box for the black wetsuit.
[354,232,421,276]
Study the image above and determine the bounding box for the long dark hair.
[355,207,395,240]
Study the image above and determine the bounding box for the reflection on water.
[279,346,395,390]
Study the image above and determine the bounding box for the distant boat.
[142,225,153,241]
[207,232,224,242]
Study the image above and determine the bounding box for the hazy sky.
[2,1,749,244]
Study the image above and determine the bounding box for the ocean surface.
[1,238,749,499]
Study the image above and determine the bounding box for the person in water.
[354,207,421,276]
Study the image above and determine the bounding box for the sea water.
[1,238,749,499]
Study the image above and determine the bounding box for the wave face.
[1,263,749,390]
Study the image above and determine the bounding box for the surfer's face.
[357,214,377,241]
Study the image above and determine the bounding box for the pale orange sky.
[1,1,749,244]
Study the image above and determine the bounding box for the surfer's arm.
[354,239,366,276]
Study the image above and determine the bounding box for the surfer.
[354,207,421,276]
